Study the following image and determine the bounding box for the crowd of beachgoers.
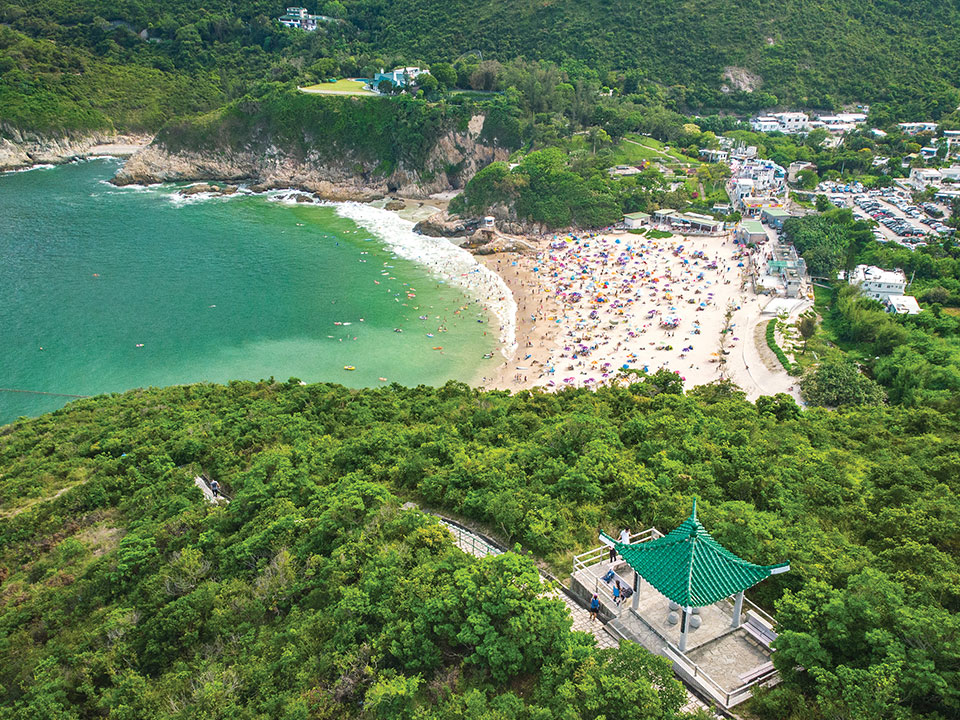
[476,228,799,400]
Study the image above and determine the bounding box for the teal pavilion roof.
[601,499,788,607]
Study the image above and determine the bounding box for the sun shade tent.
[600,499,788,650]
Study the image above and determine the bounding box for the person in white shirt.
[619,528,631,545]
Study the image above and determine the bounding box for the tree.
[429,62,456,89]
[800,355,886,407]
[417,73,440,97]
[469,60,502,92]
[797,313,817,353]
[587,126,611,154]
[815,194,831,212]
[321,1,346,18]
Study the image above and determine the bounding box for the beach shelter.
[600,499,788,651]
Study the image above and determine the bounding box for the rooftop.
[852,264,906,286]
[742,221,765,233]
[601,500,788,608]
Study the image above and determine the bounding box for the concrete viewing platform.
[571,530,782,709]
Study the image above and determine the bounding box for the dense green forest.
[1,377,958,718]
[3,0,960,138]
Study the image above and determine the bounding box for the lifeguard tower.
[571,500,789,709]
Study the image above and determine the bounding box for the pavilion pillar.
[632,570,641,612]
[731,590,744,628]
[679,607,692,652]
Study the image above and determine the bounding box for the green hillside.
[2,377,959,719]
[2,0,960,137]
[360,0,960,112]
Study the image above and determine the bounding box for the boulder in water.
[179,183,218,196]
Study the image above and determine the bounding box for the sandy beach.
[476,228,803,401]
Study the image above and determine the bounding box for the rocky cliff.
[0,126,150,171]
[113,114,509,201]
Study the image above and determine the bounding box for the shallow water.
[0,160,501,423]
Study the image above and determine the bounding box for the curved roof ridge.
[599,499,789,607]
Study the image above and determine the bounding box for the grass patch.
[628,228,648,235]
[300,79,376,95]
[646,229,673,239]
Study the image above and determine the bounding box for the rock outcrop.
[112,114,508,202]
[0,126,151,171]
[413,212,480,237]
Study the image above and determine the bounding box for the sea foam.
[335,202,518,358]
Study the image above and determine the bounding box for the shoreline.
[27,156,799,400]
[0,134,152,173]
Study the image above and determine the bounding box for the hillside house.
[373,67,426,89]
[850,265,906,303]
[910,168,942,190]
[899,122,938,136]
[278,7,331,30]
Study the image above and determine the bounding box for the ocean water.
[0,159,507,423]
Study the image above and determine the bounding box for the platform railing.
[572,528,661,616]
[663,640,779,708]
[572,527,660,573]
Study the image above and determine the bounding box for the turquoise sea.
[0,159,506,424]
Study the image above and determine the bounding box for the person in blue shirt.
[589,594,600,621]
[613,581,622,606]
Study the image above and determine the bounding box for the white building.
[850,265,907,303]
[941,166,960,182]
[751,116,782,133]
[772,112,811,133]
[623,211,651,228]
[899,122,938,136]
[910,168,942,190]
[888,295,922,315]
[699,148,729,163]
[278,6,328,30]
[373,67,427,89]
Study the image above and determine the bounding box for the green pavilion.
[571,499,790,708]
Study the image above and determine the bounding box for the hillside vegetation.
[154,86,522,178]
[1,377,958,719]
[361,0,960,113]
[2,0,960,137]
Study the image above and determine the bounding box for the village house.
[910,168,942,190]
[850,265,907,304]
[899,122,938,136]
[699,148,729,163]
[373,67,426,89]
[888,295,922,315]
[277,6,331,30]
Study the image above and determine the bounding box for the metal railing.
[439,519,502,558]
[573,528,661,616]
[572,528,660,573]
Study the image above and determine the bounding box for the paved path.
[194,476,229,505]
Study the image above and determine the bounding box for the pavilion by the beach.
[570,499,789,709]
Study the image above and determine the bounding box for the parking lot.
[819,183,954,246]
